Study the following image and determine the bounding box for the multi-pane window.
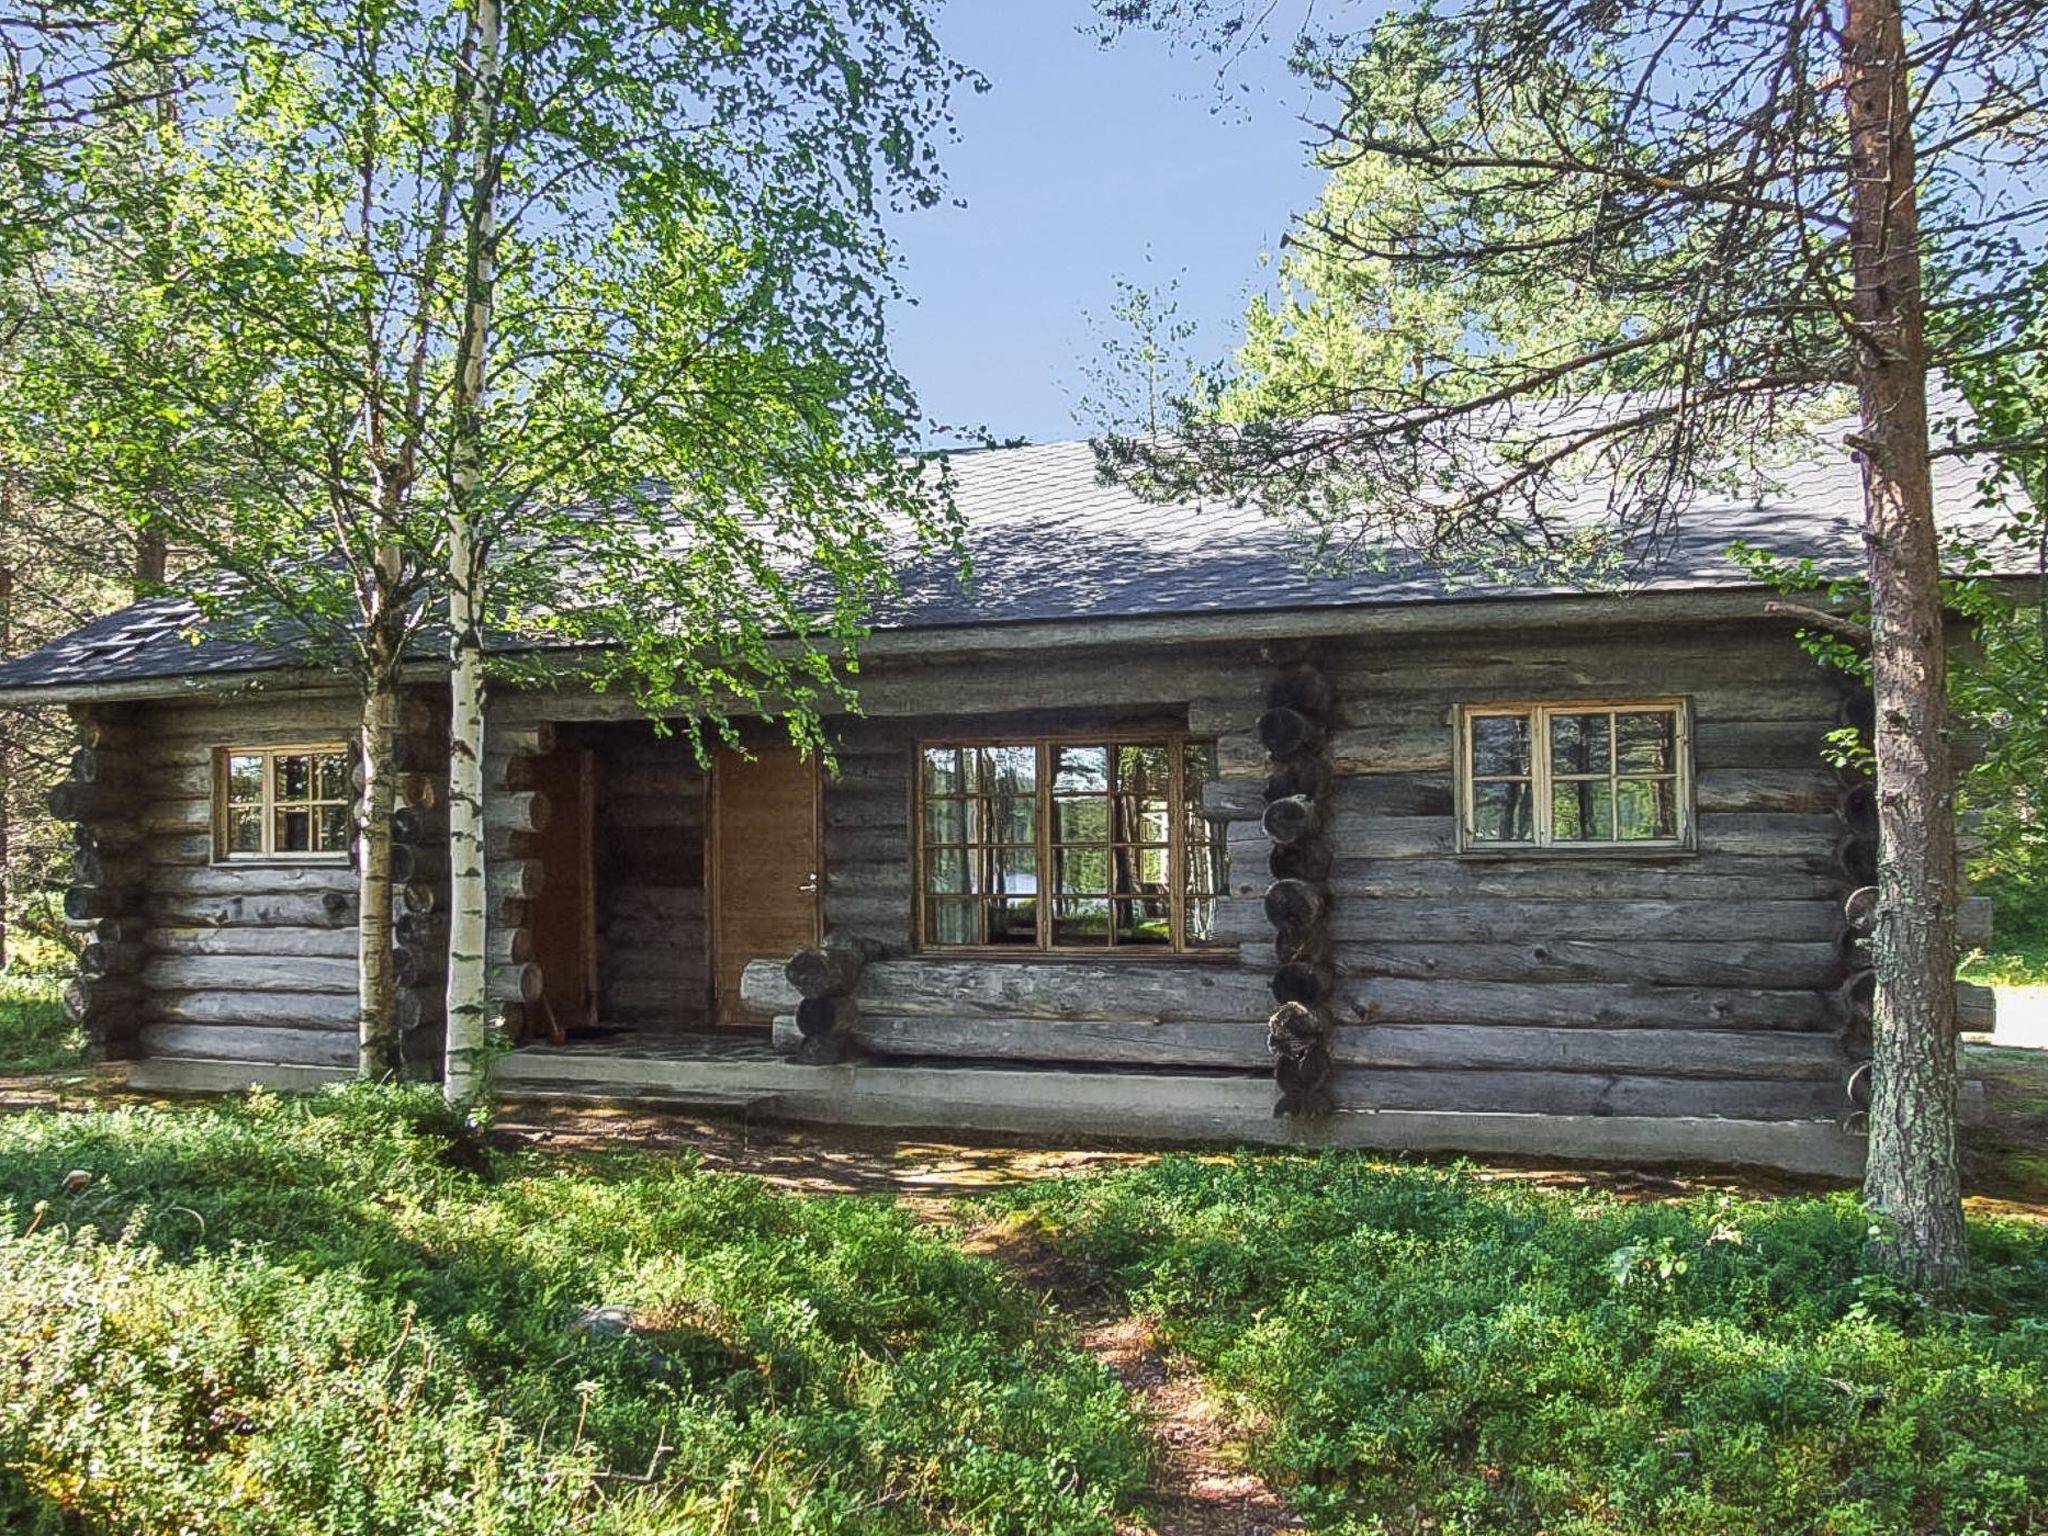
[215,745,353,860]
[917,738,1225,951]
[1459,702,1690,851]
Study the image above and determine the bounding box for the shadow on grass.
[997,1150,2048,1536]
[0,1086,1149,1536]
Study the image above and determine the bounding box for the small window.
[1458,701,1691,852]
[214,744,353,860]
[916,737,1226,952]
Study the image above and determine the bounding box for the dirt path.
[941,1208,1305,1536]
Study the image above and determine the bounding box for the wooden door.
[529,745,597,1037]
[710,744,821,1024]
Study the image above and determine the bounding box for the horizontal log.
[1329,1067,1838,1121]
[1957,980,1996,1034]
[150,891,355,929]
[80,940,146,978]
[486,790,552,834]
[148,988,359,1028]
[1272,961,1334,1006]
[63,975,142,1023]
[486,859,545,902]
[143,953,360,995]
[1319,857,1842,903]
[739,956,1275,1023]
[1341,976,1833,1032]
[795,994,857,1039]
[1264,879,1325,931]
[1844,886,1878,935]
[64,886,135,922]
[1262,795,1319,846]
[488,962,543,1004]
[143,832,217,868]
[1338,1022,1843,1079]
[1203,778,1265,822]
[1258,707,1324,759]
[487,927,536,966]
[1328,938,1842,989]
[1186,693,1263,738]
[1693,766,1839,814]
[95,914,151,945]
[1269,839,1334,883]
[394,912,448,950]
[1326,811,1846,862]
[146,924,361,959]
[484,751,537,792]
[787,945,864,1000]
[48,782,112,821]
[150,864,356,899]
[1325,899,1844,946]
[1266,667,1334,718]
[1690,718,1835,770]
[756,1013,1842,1083]
[1266,759,1332,803]
[139,1022,357,1068]
[1959,895,1994,949]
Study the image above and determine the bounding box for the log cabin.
[0,432,2021,1175]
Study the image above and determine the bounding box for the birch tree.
[1098,0,2048,1287]
[372,0,970,1101]
[7,0,964,1093]
[5,2,466,1075]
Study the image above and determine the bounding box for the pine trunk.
[357,672,401,1077]
[1841,0,1967,1289]
[442,0,502,1105]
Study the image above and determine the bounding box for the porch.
[488,1026,1868,1177]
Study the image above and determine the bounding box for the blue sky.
[886,3,1327,448]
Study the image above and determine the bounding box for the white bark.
[443,0,502,1104]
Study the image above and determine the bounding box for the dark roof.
[0,426,2023,696]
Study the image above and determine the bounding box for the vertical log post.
[483,719,555,1043]
[781,940,871,1064]
[53,706,145,1059]
[1260,653,1338,1117]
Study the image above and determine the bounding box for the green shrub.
[0,1087,1147,1534]
[1004,1154,2048,1536]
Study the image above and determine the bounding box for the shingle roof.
[0,426,2023,696]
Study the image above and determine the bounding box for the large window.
[214,744,353,861]
[1458,701,1691,852]
[916,738,1225,952]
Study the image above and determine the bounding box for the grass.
[0,973,82,1073]
[0,1087,1148,1535]
[998,1154,2048,1536]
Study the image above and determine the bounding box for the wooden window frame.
[911,733,1226,957]
[1455,699,1695,856]
[212,742,355,864]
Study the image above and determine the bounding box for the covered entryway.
[709,742,821,1024]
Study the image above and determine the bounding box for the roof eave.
[0,582,1908,705]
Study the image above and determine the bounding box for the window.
[214,745,353,860]
[1458,701,1691,851]
[916,738,1225,952]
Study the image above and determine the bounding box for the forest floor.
[1,972,2045,1533]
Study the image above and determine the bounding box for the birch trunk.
[357,668,401,1076]
[1841,0,1967,1289]
[442,0,502,1104]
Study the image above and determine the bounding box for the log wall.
[752,619,1870,1133]
[97,685,449,1075]
[98,610,1915,1159]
